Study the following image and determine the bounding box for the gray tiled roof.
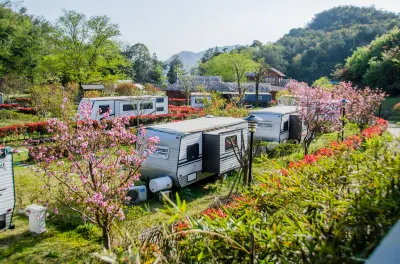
[166,76,287,93]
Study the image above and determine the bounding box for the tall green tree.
[202,51,258,100]
[0,3,51,84]
[167,55,183,84]
[38,10,128,84]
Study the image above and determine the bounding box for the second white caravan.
[78,96,168,121]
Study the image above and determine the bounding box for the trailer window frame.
[225,135,238,151]
[186,143,199,162]
[98,105,110,114]
[122,104,137,112]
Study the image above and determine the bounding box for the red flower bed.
[0,103,21,110]
[289,119,387,169]
[169,105,204,115]
[168,98,186,106]
[0,121,49,138]
[18,107,37,115]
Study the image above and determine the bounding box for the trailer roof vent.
[205,115,215,118]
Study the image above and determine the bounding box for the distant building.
[166,75,285,100]
[246,68,286,87]
[81,84,105,92]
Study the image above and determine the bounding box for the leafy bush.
[83,90,101,98]
[116,83,140,96]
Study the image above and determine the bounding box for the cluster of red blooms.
[0,103,21,109]
[0,121,48,138]
[0,103,37,114]
[14,98,32,103]
[168,98,186,106]
[289,119,388,169]
[169,105,204,115]
[362,118,388,138]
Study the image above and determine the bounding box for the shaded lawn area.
[0,216,101,263]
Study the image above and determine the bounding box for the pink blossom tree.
[286,80,342,154]
[28,99,159,249]
[333,82,386,131]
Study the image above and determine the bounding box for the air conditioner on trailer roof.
[126,186,147,205]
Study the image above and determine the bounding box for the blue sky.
[22,0,400,60]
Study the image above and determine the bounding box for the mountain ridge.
[165,45,239,70]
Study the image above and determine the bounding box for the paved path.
[388,122,400,138]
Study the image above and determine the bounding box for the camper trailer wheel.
[10,224,15,229]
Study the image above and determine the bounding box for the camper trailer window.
[140,102,153,110]
[99,105,110,114]
[156,107,164,112]
[282,120,289,131]
[186,143,199,161]
[123,104,137,111]
[156,98,164,103]
[225,135,237,151]
[258,95,263,100]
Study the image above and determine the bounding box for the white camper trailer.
[140,116,248,190]
[0,148,15,230]
[251,106,303,143]
[78,96,168,121]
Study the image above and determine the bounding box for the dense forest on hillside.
[195,5,400,90]
[278,6,400,84]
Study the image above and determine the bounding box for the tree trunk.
[186,90,190,106]
[102,226,111,250]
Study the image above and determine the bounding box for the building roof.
[269,68,286,77]
[245,68,286,78]
[81,84,105,90]
[148,116,246,135]
[251,106,297,115]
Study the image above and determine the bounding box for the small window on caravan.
[123,104,137,111]
[156,97,164,103]
[258,95,263,100]
[225,135,237,151]
[156,107,164,112]
[186,143,199,161]
[140,102,153,110]
[282,120,289,131]
[99,105,110,114]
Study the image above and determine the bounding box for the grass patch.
[0,216,101,263]
[0,110,40,127]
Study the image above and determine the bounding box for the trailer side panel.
[0,154,15,230]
